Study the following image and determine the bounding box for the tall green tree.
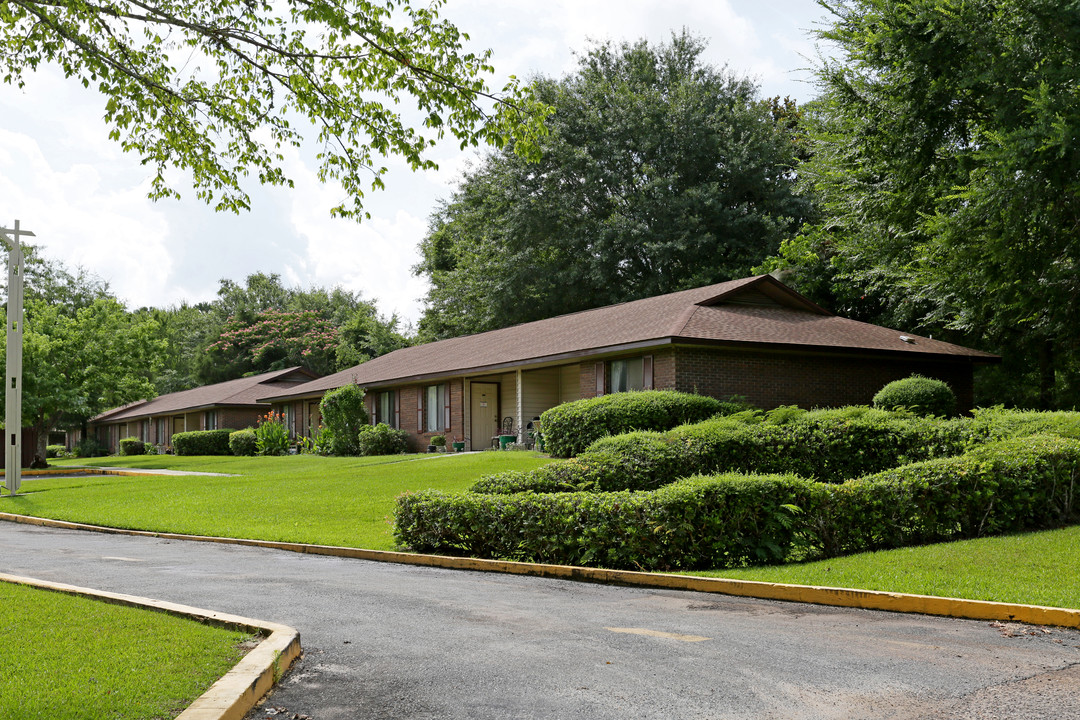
[778,0,1080,408]
[1,0,548,218]
[2,264,163,458]
[415,32,813,340]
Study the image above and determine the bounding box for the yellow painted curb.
[2,512,1078,630]
[0,571,301,720]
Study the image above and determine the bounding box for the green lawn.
[0,581,253,720]
[688,525,1080,610]
[18,452,555,550]
[9,453,1079,610]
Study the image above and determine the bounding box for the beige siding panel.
[560,364,582,404]
[522,368,560,424]
[496,373,518,430]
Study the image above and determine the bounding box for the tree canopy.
[414,32,813,340]
[152,271,409,388]
[766,0,1080,408]
[1,0,549,218]
[2,256,163,456]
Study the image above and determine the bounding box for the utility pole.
[1,220,33,495]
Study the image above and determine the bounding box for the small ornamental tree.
[320,384,369,455]
[206,310,339,376]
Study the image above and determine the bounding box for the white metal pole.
[1,220,32,496]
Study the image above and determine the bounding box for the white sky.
[0,0,830,327]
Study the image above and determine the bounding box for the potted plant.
[451,437,466,452]
[430,435,446,453]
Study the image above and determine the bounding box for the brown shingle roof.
[261,275,998,401]
[93,367,318,422]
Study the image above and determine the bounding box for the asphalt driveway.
[1,521,1078,719]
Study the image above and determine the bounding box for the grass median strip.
[0,581,254,720]
[687,525,1080,610]
[25,453,555,549]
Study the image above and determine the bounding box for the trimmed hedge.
[46,444,67,459]
[395,435,1080,570]
[172,429,234,456]
[119,437,146,456]
[803,434,1080,557]
[539,391,729,458]
[229,429,258,456]
[473,410,970,493]
[396,473,810,569]
[872,375,957,417]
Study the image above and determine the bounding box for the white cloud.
[0,127,172,308]
[283,152,430,325]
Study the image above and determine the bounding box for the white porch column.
[516,369,524,443]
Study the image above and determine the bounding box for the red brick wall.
[580,363,598,399]
[671,346,975,412]
[398,379,464,452]
[651,348,676,391]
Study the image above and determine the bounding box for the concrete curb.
[3,512,1078,630]
[0,571,301,720]
[1,467,234,477]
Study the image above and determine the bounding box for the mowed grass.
[16,452,555,550]
[0,581,253,720]
[688,525,1080,610]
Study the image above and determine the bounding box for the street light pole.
[1,220,34,495]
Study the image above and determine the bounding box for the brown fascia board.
[258,335,997,404]
[92,401,274,425]
[669,337,1001,364]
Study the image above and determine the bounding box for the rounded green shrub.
[357,423,408,456]
[45,444,67,459]
[119,437,146,456]
[229,429,258,456]
[74,436,107,458]
[539,390,727,458]
[872,375,957,417]
[320,384,369,456]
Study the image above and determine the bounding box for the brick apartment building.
[260,275,998,452]
[84,367,318,453]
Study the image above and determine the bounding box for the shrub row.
[395,435,1080,570]
[474,409,970,492]
[538,390,732,458]
[171,429,234,456]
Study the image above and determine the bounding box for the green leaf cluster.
[780,0,1080,407]
[0,0,550,219]
[414,31,813,339]
[319,383,368,455]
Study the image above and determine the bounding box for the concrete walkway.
[2,521,1078,719]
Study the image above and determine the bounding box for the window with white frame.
[205,409,218,430]
[424,384,447,433]
[609,357,645,393]
[375,390,396,428]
